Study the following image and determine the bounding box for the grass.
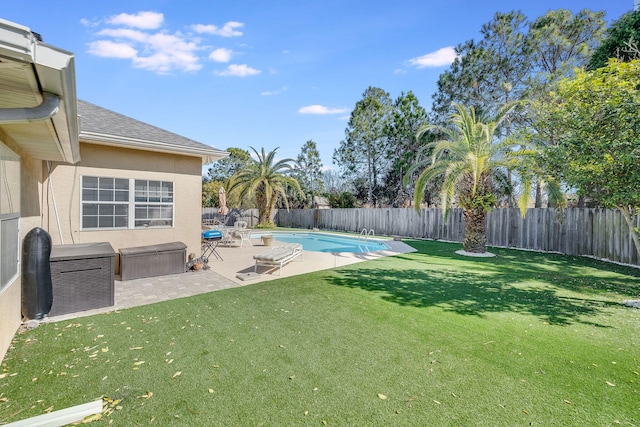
[1,240,639,426]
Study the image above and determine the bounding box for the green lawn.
[1,240,639,426]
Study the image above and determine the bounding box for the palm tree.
[405,102,527,253]
[230,147,302,227]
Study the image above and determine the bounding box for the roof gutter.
[0,91,60,124]
[80,131,229,165]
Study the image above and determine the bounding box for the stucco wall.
[42,142,203,271]
[0,130,44,363]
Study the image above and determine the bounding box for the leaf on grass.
[32,377,38,382]
[208,389,214,394]
[137,391,153,399]
[129,347,143,350]
[133,361,145,366]
[378,394,387,400]
[606,381,616,387]
[172,371,182,378]
[564,399,573,404]
[82,413,102,423]
[102,376,108,381]
[0,373,7,379]
[433,400,441,405]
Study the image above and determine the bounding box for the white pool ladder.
[359,228,375,241]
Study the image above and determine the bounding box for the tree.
[323,169,349,194]
[430,9,606,208]
[589,10,640,70]
[405,102,527,254]
[529,8,605,79]
[229,147,302,227]
[535,59,640,257]
[430,11,535,207]
[202,178,222,207]
[334,86,393,207]
[431,11,533,126]
[207,147,251,182]
[383,91,430,207]
[525,8,605,207]
[327,191,358,208]
[294,140,324,195]
[204,147,253,208]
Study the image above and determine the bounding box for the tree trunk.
[507,169,515,208]
[463,207,488,253]
[618,206,640,260]
[256,185,271,225]
[535,181,543,208]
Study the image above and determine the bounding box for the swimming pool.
[252,232,389,253]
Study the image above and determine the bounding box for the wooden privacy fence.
[202,207,259,227]
[274,207,640,267]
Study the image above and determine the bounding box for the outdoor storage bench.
[49,242,115,316]
[120,241,187,280]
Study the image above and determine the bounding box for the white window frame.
[81,176,174,230]
[0,214,20,293]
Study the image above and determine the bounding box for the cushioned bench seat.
[253,243,303,275]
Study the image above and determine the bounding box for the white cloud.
[87,40,138,59]
[215,64,261,77]
[107,11,164,29]
[89,29,201,73]
[408,46,457,68]
[261,87,288,96]
[85,12,249,74]
[97,28,148,43]
[299,105,349,115]
[209,48,233,63]
[192,21,244,37]
[80,18,99,28]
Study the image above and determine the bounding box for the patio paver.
[43,237,415,323]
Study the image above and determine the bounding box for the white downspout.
[0,92,60,124]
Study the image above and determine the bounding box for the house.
[313,196,330,209]
[0,18,227,361]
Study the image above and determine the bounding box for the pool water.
[253,232,389,253]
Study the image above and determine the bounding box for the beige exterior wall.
[42,142,203,271]
[0,129,45,362]
[1,136,205,362]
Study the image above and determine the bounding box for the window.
[82,177,129,229]
[81,176,174,229]
[0,142,20,291]
[0,215,19,291]
[134,180,174,227]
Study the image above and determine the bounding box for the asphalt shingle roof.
[77,99,225,155]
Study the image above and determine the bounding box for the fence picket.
[203,207,639,267]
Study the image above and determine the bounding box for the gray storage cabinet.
[120,241,187,280]
[49,242,115,316]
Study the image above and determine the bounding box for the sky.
[2,1,634,173]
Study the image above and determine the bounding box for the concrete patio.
[46,236,416,322]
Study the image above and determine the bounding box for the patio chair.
[253,243,303,275]
[232,221,252,247]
